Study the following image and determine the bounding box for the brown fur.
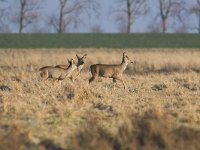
[39,59,77,83]
[55,54,87,82]
[89,52,133,89]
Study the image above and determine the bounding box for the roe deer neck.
[77,64,84,72]
[120,61,129,72]
[77,60,84,72]
[67,65,76,74]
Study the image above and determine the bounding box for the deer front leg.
[89,72,98,84]
[69,76,74,82]
[113,78,117,90]
[72,73,79,82]
[122,80,126,89]
[89,76,95,83]
[116,78,126,89]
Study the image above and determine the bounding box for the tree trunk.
[59,4,64,33]
[196,0,200,33]
[58,0,66,33]
[162,17,167,33]
[19,0,25,33]
[58,8,64,33]
[127,0,131,33]
[198,14,200,34]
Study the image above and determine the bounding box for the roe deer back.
[55,54,87,82]
[39,59,77,83]
[89,52,133,89]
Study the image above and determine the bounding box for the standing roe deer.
[89,52,133,89]
[39,59,77,84]
[55,54,87,82]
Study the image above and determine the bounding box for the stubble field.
[0,48,200,150]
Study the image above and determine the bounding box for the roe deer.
[39,59,77,84]
[89,52,133,89]
[55,54,87,82]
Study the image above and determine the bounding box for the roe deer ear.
[83,54,87,58]
[67,59,71,64]
[76,54,80,59]
[123,51,126,57]
[71,59,75,64]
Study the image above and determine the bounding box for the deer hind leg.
[58,79,62,86]
[113,78,117,90]
[89,76,96,83]
[40,71,49,81]
[53,78,61,86]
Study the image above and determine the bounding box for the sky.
[43,0,120,32]
[43,0,153,33]
[0,0,198,33]
[40,0,198,33]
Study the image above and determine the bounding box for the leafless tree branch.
[190,0,200,33]
[113,0,148,33]
[47,0,100,33]
[158,0,187,33]
[9,0,43,33]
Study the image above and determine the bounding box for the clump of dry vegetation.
[0,48,200,150]
[69,109,200,150]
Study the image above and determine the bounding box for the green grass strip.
[0,33,200,49]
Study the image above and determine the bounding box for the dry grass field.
[0,48,200,150]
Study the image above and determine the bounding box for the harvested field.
[0,48,200,150]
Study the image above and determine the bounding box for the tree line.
[0,0,200,33]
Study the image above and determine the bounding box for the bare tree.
[47,0,99,33]
[0,9,10,32]
[0,0,7,17]
[0,0,11,32]
[147,21,162,33]
[113,0,147,33]
[190,0,200,33]
[58,0,66,33]
[10,0,42,33]
[0,0,6,20]
[157,0,186,33]
[90,24,104,33]
[0,0,7,4]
